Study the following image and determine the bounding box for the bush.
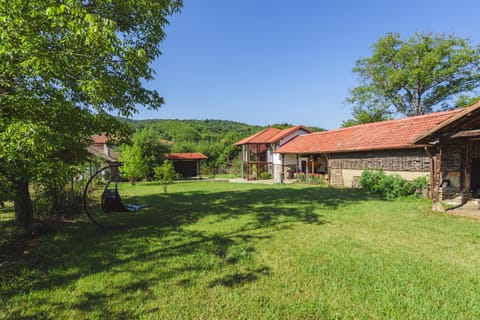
[32,162,84,217]
[259,172,272,180]
[154,160,177,193]
[359,169,428,199]
[201,164,216,179]
[296,173,326,185]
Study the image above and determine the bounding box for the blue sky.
[137,0,480,129]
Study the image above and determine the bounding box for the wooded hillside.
[123,118,324,170]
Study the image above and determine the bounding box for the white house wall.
[273,153,298,182]
[266,145,273,163]
[279,129,310,147]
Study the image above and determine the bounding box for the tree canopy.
[344,32,480,126]
[0,0,182,228]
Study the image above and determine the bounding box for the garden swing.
[83,163,147,227]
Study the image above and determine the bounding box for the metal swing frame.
[83,163,147,227]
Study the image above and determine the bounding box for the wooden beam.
[431,147,445,212]
[464,142,473,193]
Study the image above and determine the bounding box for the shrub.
[32,162,84,217]
[259,172,272,180]
[359,169,428,199]
[296,173,326,185]
[154,160,177,193]
[201,164,216,179]
[296,173,307,183]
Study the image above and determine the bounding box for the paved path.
[446,200,480,220]
[227,178,296,184]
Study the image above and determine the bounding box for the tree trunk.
[14,178,34,230]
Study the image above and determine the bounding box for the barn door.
[470,158,480,197]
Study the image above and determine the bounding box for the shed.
[166,153,208,178]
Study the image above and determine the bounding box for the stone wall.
[328,148,431,187]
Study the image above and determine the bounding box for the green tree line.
[119,119,325,178]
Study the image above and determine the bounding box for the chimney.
[103,143,110,157]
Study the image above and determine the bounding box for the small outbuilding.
[166,153,208,178]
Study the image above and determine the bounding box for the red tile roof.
[413,100,480,143]
[234,126,310,145]
[166,153,208,160]
[91,135,109,144]
[276,109,462,154]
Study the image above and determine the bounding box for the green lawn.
[2,181,480,319]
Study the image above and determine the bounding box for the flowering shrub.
[359,169,428,199]
[296,173,326,185]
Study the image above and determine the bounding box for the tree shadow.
[1,183,378,318]
[208,266,271,288]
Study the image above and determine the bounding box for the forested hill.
[122,118,324,168]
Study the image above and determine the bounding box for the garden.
[2,181,480,319]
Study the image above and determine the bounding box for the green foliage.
[359,169,428,199]
[259,172,272,180]
[125,119,263,168]
[296,173,326,185]
[4,182,480,318]
[455,94,480,108]
[0,176,13,203]
[153,160,176,193]
[124,119,326,171]
[346,32,480,125]
[200,164,216,179]
[342,108,392,127]
[32,162,83,216]
[0,0,182,227]
[130,128,171,178]
[119,144,149,184]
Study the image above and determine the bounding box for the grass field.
[2,181,480,319]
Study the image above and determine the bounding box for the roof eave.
[276,144,426,155]
[413,101,480,144]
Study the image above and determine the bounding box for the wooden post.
[464,141,473,196]
[280,154,284,183]
[311,156,315,176]
[324,153,330,186]
[432,146,445,212]
[424,146,433,198]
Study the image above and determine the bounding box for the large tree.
[0,0,182,229]
[345,32,480,126]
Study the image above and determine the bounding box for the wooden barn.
[275,110,460,188]
[413,102,480,210]
[233,101,480,210]
[166,153,208,178]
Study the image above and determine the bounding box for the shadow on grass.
[1,183,376,318]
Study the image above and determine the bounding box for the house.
[88,135,119,164]
[236,101,480,210]
[87,135,120,178]
[234,126,311,181]
[166,153,208,178]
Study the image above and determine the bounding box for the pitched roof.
[166,153,208,160]
[276,109,462,154]
[234,126,310,146]
[87,145,119,162]
[91,134,109,144]
[413,100,480,144]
